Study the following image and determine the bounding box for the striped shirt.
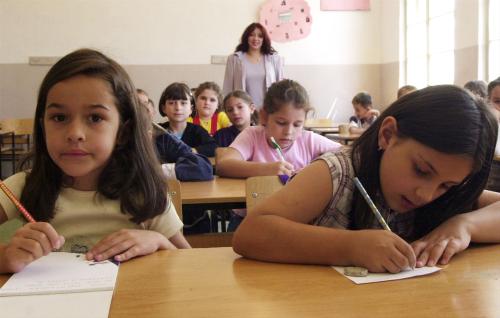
[312,148,416,241]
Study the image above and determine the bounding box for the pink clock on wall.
[260,0,312,43]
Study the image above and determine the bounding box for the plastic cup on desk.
[339,124,350,136]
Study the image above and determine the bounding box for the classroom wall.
[0,0,485,123]
[0,0,392,123]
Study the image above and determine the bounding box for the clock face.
[260,0,312,42]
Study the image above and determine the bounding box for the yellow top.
[188,112,231,136]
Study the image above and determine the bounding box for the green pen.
[270,136,285,161]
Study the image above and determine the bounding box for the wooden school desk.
[325,132,361,145]
[304,118,338,129]
[100,245,500,316]
[2,244,500,317]
[310,126,339,135]
[180,176,245,206]
[180,177,246,233]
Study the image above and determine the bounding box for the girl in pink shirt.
[216,79,341,230]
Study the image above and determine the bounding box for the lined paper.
[0,252,118,296]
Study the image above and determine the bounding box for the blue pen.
[353,177,392,231]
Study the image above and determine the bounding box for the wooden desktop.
[2,245,500,317]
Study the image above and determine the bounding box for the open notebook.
[0,252,119,318]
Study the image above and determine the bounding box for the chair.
[168,178,234,248]
[0,118,34,179]
[166,178,183,220]
[245,176,284,210]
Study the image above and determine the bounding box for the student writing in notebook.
[217,79,341,230]
[0,49,190,274]
[188,82,231,136]
[233,85,500,273]
[158,82,217,157]
[214,90,256,147]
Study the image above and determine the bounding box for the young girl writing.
[233,85,500,273]
[349,92,380,134]
[189,82,231,136]
[0,49,190,274]
[217,79,341,230]
[213,90,256,147]
[158,82,217,157]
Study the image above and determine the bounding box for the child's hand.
[266,161,295,176]
[86,229,176,262]
[364,109,380,119]
[0,222,64,273]
[411,215,471,267]
[348,230,416,273]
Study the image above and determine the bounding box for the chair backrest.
[245,176,284,210]
[166,178,182,219]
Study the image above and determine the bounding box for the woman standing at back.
[223,22,284,111]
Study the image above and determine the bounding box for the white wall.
[0,0,384,65]
[0,0,392,121]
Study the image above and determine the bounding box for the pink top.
[230,126,341,170]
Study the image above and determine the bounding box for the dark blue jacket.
[213,125,241,147]
[159,122,217,157]
[155,132,213,181]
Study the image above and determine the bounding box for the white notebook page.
[0,252,119,296]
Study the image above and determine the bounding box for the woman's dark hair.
[352,92,372,108]
[19,48,169,223]
[263,79,313,115]
[235,22,276,55]
[487,77,500,97]
[464,80,487,99]
[158,82,193,117]
[350,85,498,239]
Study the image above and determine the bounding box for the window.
[488,0,500,80]
[403,0,455,87]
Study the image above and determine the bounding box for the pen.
[353,177,391,231]
[0,179,36,223]
[269,137,285,161]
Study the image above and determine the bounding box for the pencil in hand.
[353,177,391,231]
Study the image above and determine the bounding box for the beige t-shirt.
[0,172,183,253]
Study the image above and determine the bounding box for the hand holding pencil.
[0,179,64,273]
[350,177,416,273]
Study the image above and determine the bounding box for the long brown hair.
[350,85,497,239]
[235,22,276,55]
[19,48,169,223]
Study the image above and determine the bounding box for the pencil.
[152,122,169,134]
[353,177,391,231]
[0,179,36,223]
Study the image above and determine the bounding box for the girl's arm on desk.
[233,160,415,273]
[412,190,500,267]
[216,147,294,177]
[0,207,63,273]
